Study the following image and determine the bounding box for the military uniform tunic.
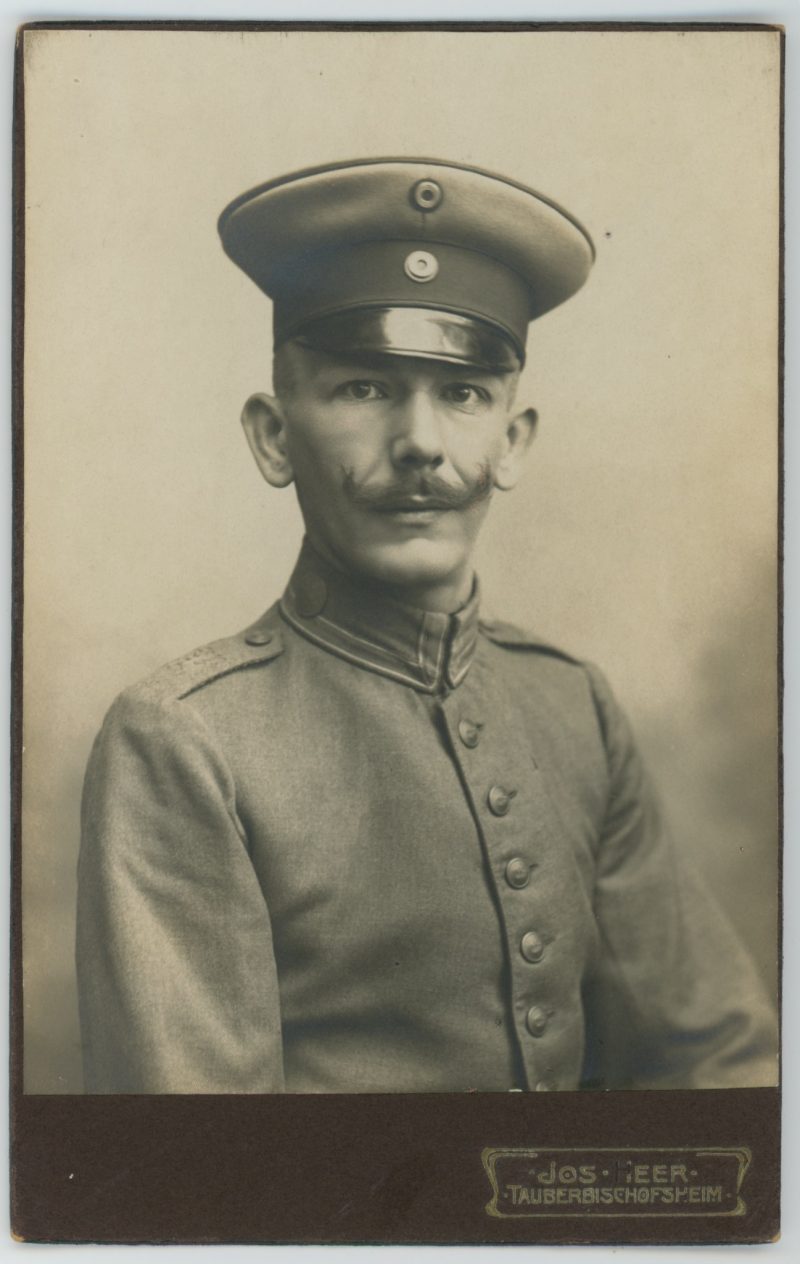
[77,542,777,1093]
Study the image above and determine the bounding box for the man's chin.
[336,535,471,594]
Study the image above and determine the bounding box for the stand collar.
[279,540,480,693]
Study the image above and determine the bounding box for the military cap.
[218,157,594,372]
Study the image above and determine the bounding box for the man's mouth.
[371,496,454,514]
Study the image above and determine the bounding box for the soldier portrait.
[19,27,780,1105]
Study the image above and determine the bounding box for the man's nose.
[389,390,445,470]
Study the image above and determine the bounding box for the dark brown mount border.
[12,1090,779,1244]
[10,11,26,1180]
[15,19,784,32]
[778,19,786,1155]
[10,21,784,1247]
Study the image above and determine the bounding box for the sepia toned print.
[21,29,779,1103]
[75,153,776,1095]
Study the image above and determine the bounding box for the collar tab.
[280,541,480,693]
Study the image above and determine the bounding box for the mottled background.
[22,28,780,1092]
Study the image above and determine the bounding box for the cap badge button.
[411,178,443,211]
[404,250,439,283]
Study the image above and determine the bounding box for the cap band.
[291,307,522,372]
[270,239,531,358]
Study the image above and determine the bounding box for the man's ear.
[241,393,294,488]
[494,407,538,491]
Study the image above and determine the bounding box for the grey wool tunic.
[77,542,777,1093]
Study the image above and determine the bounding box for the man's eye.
[338,381,387,401]
[442,383,489,407]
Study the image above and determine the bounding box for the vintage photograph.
[13,22,787,1248]
[19,25,780,1105]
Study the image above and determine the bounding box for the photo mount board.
[11,19,783,1246]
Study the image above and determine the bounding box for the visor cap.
[219,157,594,371]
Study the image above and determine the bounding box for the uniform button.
[505,857,530,889]
[410,178,443,211]
[244,628,273,646]
[458,719,481,748]
[526,1005,548,1037]
[488,785,515,816]
[294,574,328,618]
[534,1079,555,1092]
[520,931,545,963]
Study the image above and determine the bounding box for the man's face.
[246,342,534,604]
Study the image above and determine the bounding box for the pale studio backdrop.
[22,28,780,1092]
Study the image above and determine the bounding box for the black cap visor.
[290,307,523,373]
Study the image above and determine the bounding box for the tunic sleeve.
[76,687,285,1093]
[580,663,778,1090]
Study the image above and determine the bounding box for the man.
[77,157,777,1094]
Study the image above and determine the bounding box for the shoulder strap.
[135,603,285,703]
[480,617,583,665]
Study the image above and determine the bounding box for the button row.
[454,709,552,1077]
[463,738,549,1058]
